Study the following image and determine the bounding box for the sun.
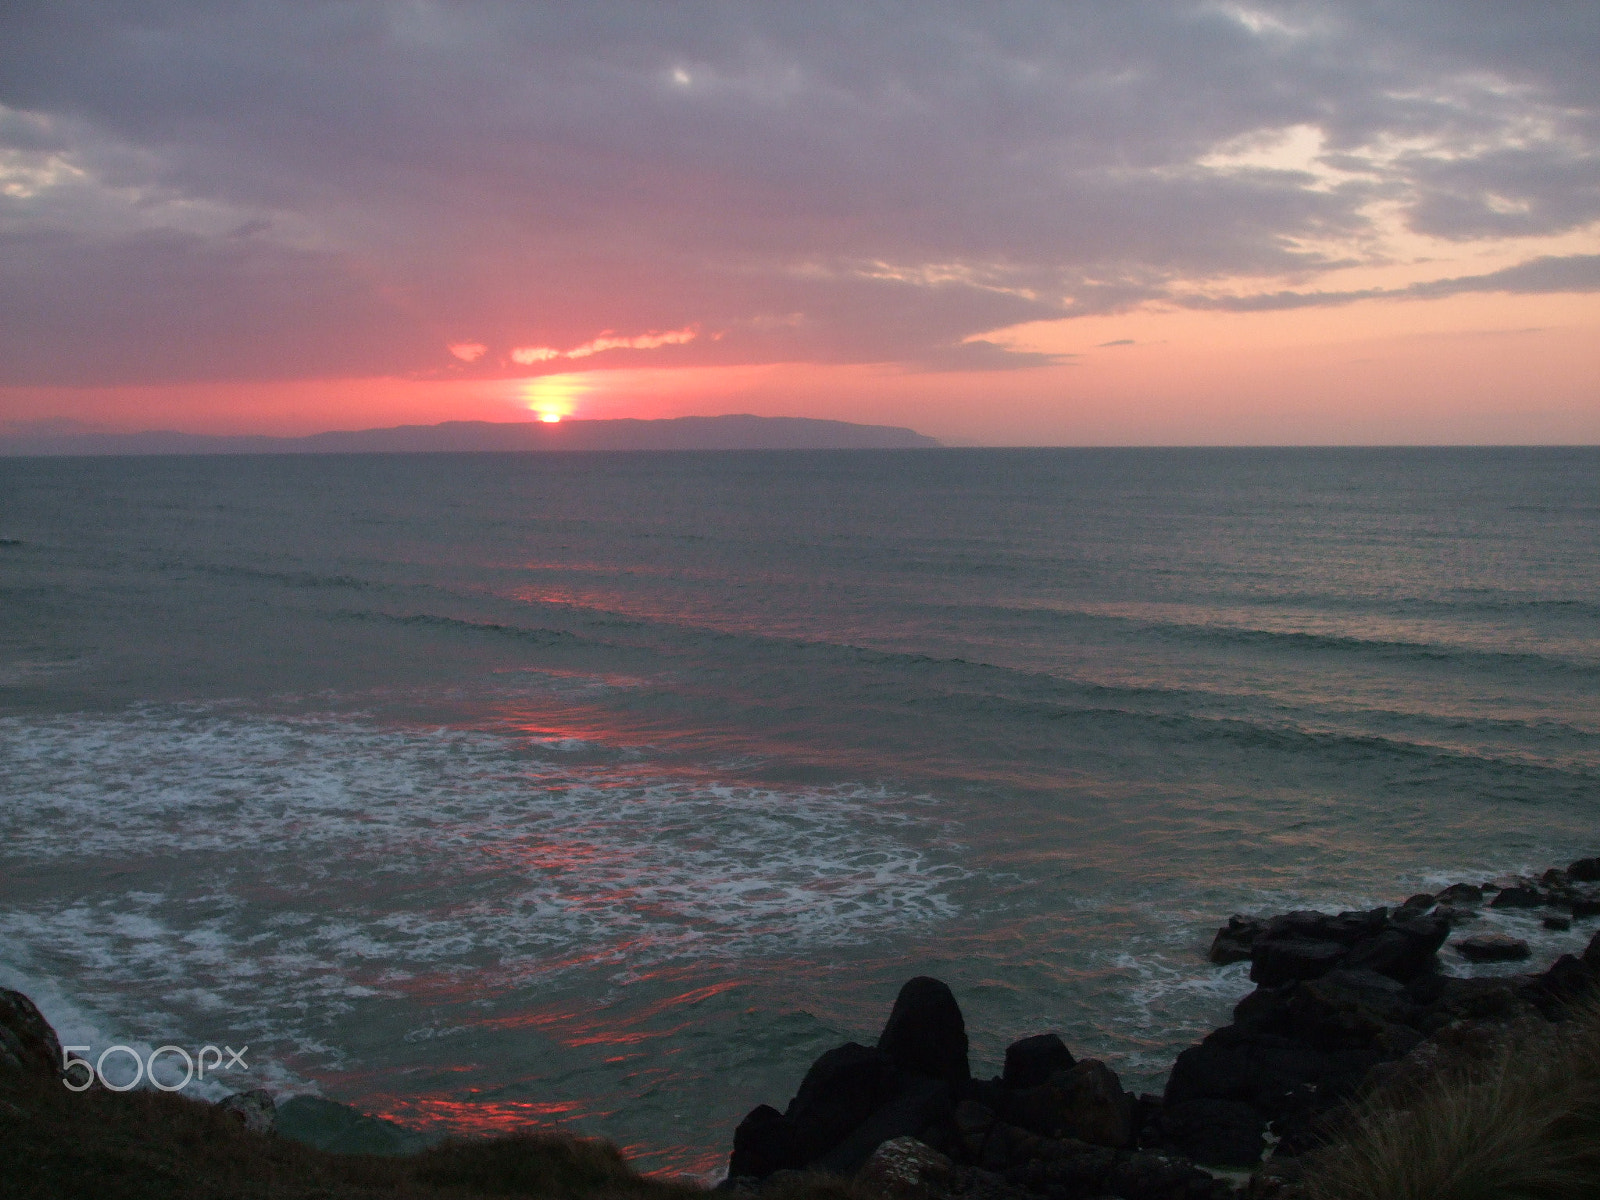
[520,373,590,423]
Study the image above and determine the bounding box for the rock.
[878,977,970,1087]
[218,1089,276,1135]
[1001,1033,1074,1090]
[857,1136,953,1200]
[0,990,62,1079]
[1164,1027,1329,1113]
[1400,893,1436,912]
[1208,915,1265,965]
[815,1074,954,1176]
[1455,933,1531,963]
[953,1100,997,1160]
[786,1042,901,1166]
[1544,915,1572,931]
[274,1096,434,1155]
[729,1104,793,1179]
[1568,857,1600,882]
[1433,903,1480,925]
[1342,914,1449,983]
[1436,883,1483,905]
[1490,887,1543,909]
[1250,938,1347,986]
[1109,1150,1231,1200]
[1584,928,1600,967]
[999,1060,1135,1148]
[1155,1098,1266,1167]
[1572,896,1600,919]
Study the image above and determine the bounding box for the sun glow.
[521,373,590,423]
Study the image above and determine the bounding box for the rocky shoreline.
[6,858,1600,1199]
[720,857,1600,1199]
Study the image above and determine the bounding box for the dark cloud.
[0,1,1596,385]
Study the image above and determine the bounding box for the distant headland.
[0,415,942,456]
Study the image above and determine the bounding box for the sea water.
[1,447,1596,1175]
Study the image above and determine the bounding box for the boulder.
[785,1042,900,1166]
[1584,928,1600,967]
[814,1074,954,1176]
[729,1104,793,1179]
[1572,896,1600,919]
[0,989,61,1079]
[1490,887,1543,909]
[1001,1033,1074,1090]
[1567,857,1600,882]
[218,1089,276,1135]
[1250,938,1347,986]
[1455,933,1531,963]
[999,1060,1135,1148]
[1436,883,1483,906]
[1109,1151,1232,1200]
[878,977,970,1087]
[856,1137,953,1200]
[1208,916,1264,965]
[1155,1098,1266,1167]
[1400,893,1436,912]
[1544,915,1572,931]
[1433,903,1480,925]
[1342,915,1449,982]
[1164,1027,1329,1113]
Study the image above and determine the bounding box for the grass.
[1301,998,1600,1200]
[0,1068,709,1200]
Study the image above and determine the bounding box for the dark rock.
[1164,1027,1329,1112]
[1567,857,1600,882]
[1542,868,1570,888]
[999,1060,1135,1148]
[878,977,970,1087]
[1544,915,1572,931]
[1455,933,1531,962]
[1284,969,1418,1049]
[218,1089,276,1135]
[1208,916,1265,965]
[1400,893,1436,912]
[0,989,62,1079]
[1490,887,1543,909]
[856,1136,954,1200]
[729,1105,793,1179]
[1002,1033,1075,1090]
[1433,903,1480,925]
[1110,1151,1230,1200]
[1342,914,1449,982]
[1584,928,1600,967]
[786,1042,901,1166]
[1436,883,1483,905]
[815,1074,954,1175]
[274,1096,435,1155]
[1132,1093,1164,1147]
[1250,938,1347,986]
[1526,955,1598,1010]
[1041,1140,1120,1195]
[1572,896,1600,919]
[1156,1098,1267,1167]
[953,1100,997,1161]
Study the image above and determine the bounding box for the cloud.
[1097,338,1136,347]
[448,342,487,362]
[0,2,1596,386]
[1173,253,1600,312]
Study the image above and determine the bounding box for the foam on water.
[0,701,972,1086]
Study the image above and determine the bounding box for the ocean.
[1,447,1596,1176]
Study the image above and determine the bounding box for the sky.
[1,1,1597,445]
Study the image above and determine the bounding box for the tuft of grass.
[1301,998,1600,1200]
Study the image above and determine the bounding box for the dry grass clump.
[1302,999,1600,1200]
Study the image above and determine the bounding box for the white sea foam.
[0,703,970,1075]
